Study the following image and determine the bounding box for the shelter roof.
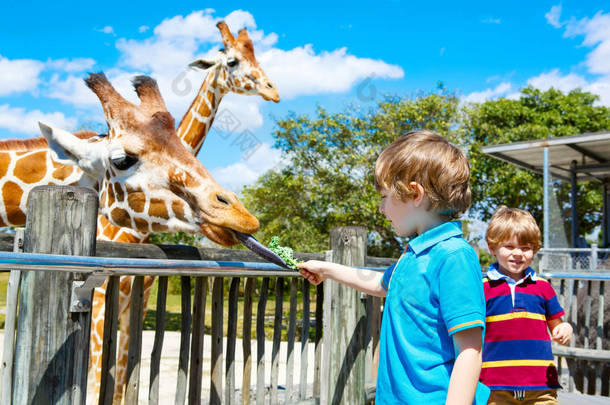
[481,132,610,182]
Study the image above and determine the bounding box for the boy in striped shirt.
[481,206,573,404]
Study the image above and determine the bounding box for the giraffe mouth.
[259,86,280,103]
[200,223,241,246]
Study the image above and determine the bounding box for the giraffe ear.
[38,122,106,176]
[189,59,217,71]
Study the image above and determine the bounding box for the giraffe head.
[39,73,259,246]
[188,21,279,102]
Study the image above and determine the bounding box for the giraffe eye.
[111,154,138,171]
[227,57,239,68]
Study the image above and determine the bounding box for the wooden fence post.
[12,185,98,405]
[322,226,367,405]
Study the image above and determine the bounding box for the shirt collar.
[487,262,536,283]
[408,221,463,255]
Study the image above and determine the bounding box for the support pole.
[12,185,98,405]
[570,160,579,248]
[321,226,367,405]
[543,147,550,249]
[603,183,609,248]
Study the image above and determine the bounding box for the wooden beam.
[12,185,97,405]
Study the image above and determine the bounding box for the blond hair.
[486,206,542,252]
[374,130,471,218]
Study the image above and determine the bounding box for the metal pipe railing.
[0,250,386,276]
[539,272,610,280]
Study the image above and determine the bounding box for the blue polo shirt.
[376,221,490,404]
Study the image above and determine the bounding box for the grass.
[0,274,318,340]
[0,272,8,328]
[145,277,318,340]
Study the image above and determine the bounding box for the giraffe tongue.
[233,231,290,269]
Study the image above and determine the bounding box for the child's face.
[379,188,419,237]
[489,234,534,281]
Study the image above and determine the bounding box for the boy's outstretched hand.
[298,260,330,285]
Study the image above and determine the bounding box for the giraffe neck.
[0,138,95,227]
[176,68,226,156]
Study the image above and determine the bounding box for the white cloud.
[464,82,512,103]
[527,69,588,92]
[0,104,76,136]
[259,45,404,99]
[482,18,501,24]
[96,26,115,35]
[562,10,610,75]
[46,58,96,73]
[545,5,563,28]
[583,76,610,105]
[0,55,44,96]
[539,8,610,106]
[153,10,219,42]
[138,25,149,33]
[46,74,100,107]
[210,142,285,192]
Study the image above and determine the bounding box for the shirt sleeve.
[380,262,396,291]
[543,282,565,320]
[438,248,486,336]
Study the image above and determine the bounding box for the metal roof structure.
[481,131,610,182]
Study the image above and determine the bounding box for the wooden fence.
[0,185,608,403]
[545,274,610,397]
[0,186,392,404]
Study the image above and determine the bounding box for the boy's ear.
[409,181,426,206]
[487,244,496,256]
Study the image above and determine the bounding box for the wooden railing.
[544,273,610,397]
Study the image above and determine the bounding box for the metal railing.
[538,245,610,273]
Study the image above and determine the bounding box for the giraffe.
[0,70,262,400]
[87,22,279,405]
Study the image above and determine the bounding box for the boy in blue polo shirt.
[298,130,489,404]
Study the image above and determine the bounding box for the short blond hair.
[486,206,542,253]
[374,130,471,218]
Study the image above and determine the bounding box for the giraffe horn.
[85,72,129,106]
[132,75,167,113]
[237,28,250,43]
[216,21,236,48]
[85,72,135,122]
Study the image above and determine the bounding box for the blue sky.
[1,1,610,191]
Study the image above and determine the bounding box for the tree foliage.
[465,87,610,242]
[242,91,462,256]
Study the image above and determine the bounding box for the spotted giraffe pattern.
[0,137,95,226]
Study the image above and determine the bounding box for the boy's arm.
[298,260,387,297]
[547,318,573,345]
[446,327,483,405]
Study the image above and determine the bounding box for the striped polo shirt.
[480,263,564,391]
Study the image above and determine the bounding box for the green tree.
[465,87,610,241]
[242,90,462,257]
